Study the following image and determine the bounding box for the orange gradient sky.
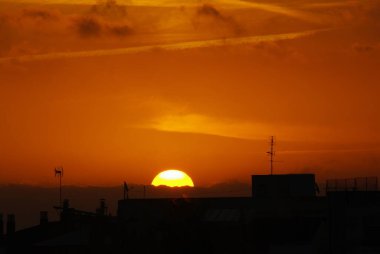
[0,0,380,186]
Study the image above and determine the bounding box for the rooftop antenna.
[54,167,63,207]
[266,136,275,175]
[123,181,129,200]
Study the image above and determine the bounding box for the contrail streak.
[0,29,328,64]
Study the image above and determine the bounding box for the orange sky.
[1,0,380,186]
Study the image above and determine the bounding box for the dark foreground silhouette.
[1,174,380,254]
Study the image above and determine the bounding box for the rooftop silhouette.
[1,173,380,254]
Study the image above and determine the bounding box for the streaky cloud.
[4,0,324,23]
[0,29,330,63]
[219,0,322,23]
[131,0,325,23]
[301,1,360,9]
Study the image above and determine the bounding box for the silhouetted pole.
[55,167,63,207]
[6,214,15,236]
[0,213,3,238]
[96,199,108,216]
[124,181,129,200]
[60,173,62,205]
[267,136,275,175]
[143,185,146,199]
[40,211,48,225]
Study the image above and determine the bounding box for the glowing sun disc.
[151,169,194,187]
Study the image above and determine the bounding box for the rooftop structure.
[251,174,317,198]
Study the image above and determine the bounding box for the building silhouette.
[1,174,380,254]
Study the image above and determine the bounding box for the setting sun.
[151,169,195,187]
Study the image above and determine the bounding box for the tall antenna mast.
[267,136,275,175]
[54,167,63,207]
[123,182,134,200]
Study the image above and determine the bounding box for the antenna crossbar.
[267,136,275,175]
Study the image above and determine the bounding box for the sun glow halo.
[151,169,194,187]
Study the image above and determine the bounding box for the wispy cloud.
[149,113,266,140]
[147,112,340,142]
[0,29,328,63]
[129,0,324,23]
[352,42,378,53]
[300,1,360,9]
[193,4,242,35]
[73,15,133,38]
[5,0,324,23]
[21,8,61,20]
[214,0,322,23]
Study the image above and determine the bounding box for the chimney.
[6,214,15,235]
[0,213,4,238]
[63,199,70,210]
[60,199,70,221]
[96,198,108,216]
[40,211,48,225]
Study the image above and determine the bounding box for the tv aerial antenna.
[54,167,63,207]
[123,181,135,200]
[266,136,275,175]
